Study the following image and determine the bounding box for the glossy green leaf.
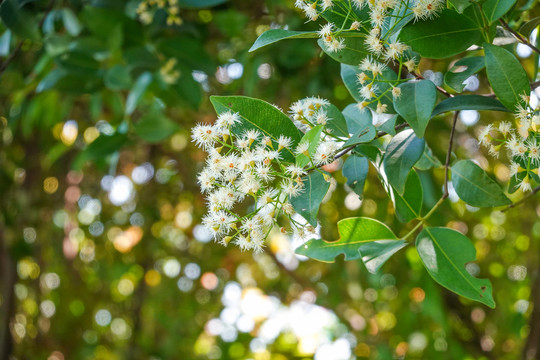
[358,240,407,273]
[295,217,397,262]
[444,56,485,93]
[0,30,11,56]
[343,155,369,197]
[290,171,330,227]
[392,169,423,223]
[343,103,372,134]
[296,126,323,167]
[431,95,510,117]
[318,36,370,65]
[383,129,425,194]
[125,72,153,116]
[354,144,381,163]
[325,104,349,137]
[394,80,437,138]
[451,160,511,207]
[483,0,516,24]
[449,0,473,13]
[343,126,377,147]
[416,227,495,308]
[519,17,540,36]
[249,29,318,52]
[415,145,442,170]
[484,43,530,111]
[377,114,398,135]
[210,96,304,162]
[399,10,482,59]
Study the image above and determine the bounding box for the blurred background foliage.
[0,0,540,359]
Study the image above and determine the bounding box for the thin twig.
[503,185,540,212]
[532,80,540,90]
[411,71,453,98]
[324,123,409,166]
[443,111,459,199]
[499,19,540,55]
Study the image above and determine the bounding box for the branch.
[499,19,540,55]
[325,123,409,166]
[532,80,540,90]
[411,71,453,98]
[503,185,540,212]
[443,111,459,199]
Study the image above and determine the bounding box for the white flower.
[256,164,274,182]
[498,121,512,135]
[277,135,293,151]
[519,176,532,192]
[478,124,492,147]
[318,23,334,38]
[285,165,307,178]
[191,124,219,150]
[326,37,345,52]
[281,179,303,197]
[197,169,216,193]
[216,111,240,128]
[509,162,520,176]
[295,141,310,156]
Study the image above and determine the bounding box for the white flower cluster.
[479,96,540,192]
[192,100,341,252]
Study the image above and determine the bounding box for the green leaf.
[431,95,510,118]
[416,227,495,308]
[210,96,303,163]
[392,169,423,223]
[519,17,540,36]
[157,37,216,73]
[0,0,40,41]
[290,171,330,227]
[383,129,425,194]
[394,80,437,138]
[325,104,349,137]
[318,36,370,65]
[62,8,82,36]
[0,30,11,56]
[296,125,323,167]
[249,29,318,52]
[415,145,442,170]
[449,0,473,13]
[357,240,407,274]
[483,0,516,24]
[133,106,179,143]
[105,65,132,91]
[125,72,153,116]
[73,133,128,169]
[343,103,372,134]
[343,126,376,147]
[353,144,381,163]
[295,217,397,261]
[399,10,482,59]
[377,114,398,135]
[444,56,485,93]
[451,160,511,207]
[343,155,369,197]
[484,43,530,111]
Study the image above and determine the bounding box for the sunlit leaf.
[416,227,496,308]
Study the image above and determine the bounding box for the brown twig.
[532,80,540,90]
[411,71,453,98]
[499,19,540,55]
[503,185,540,212]
[443,111,459,199]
